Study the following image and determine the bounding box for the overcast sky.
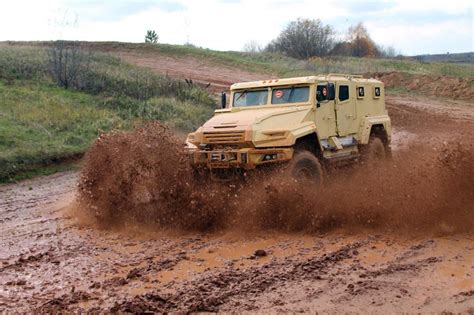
[0,0,472,55]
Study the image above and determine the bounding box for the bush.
[266,18,334,59]
[100,96,214,131]
[48,41,92,89]
[330,23,380,58]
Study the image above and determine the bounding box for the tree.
[330,23,382,58]
[330,42,352,56]
[266,18,334,59]
[48,40,90,90]
[378,45,398,58]
[242,40,262,54]
[347,23,379,57]
[145,30,159,44]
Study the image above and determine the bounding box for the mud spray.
[78,122,474,234]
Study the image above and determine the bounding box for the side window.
[339,85,349,101]
[316,85,328,102]
[316,83,335,102]
[358,87,365,98]
[374,86,381,98]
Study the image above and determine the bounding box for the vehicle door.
[314,82,337,138]
[335,82,356,136]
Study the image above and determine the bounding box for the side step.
[321,136,360,164]
[320,136,358,151]
[324,151,360,164]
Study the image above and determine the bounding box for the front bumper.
[189,147,293,170]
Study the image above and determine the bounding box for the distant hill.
[413,52,473,64]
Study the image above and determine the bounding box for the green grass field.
[0,81,121,181]
[0,43,215,182]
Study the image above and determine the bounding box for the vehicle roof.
[230,74,383,90]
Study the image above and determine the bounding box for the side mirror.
[221,92,227,109]
[327,83,335,100]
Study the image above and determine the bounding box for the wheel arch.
[293,132,323,158]
[359,116,391,145]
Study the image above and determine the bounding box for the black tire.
[361,137,386,163]
[192,168,210,184]
[287,150,323,185]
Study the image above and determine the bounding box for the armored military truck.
[186,74,391,182]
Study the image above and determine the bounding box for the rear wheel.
[361,136,386,163]
[287,150,323,185]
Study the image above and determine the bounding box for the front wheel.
[360,136,386,163]
[286,150,323,185]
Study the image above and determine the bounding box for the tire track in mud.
[38,240,369,313]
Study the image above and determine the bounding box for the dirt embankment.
[372,72,474,100]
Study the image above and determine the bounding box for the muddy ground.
[1,94,473,313]
[1,52,474,312]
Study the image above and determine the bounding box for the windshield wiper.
[287,86,295,102]
[235,90,247,102]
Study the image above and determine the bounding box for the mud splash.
[78,122,223,231]
[78,123,474,234]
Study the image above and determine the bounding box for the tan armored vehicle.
[186,74,391,182]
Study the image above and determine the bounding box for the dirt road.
[1,93,473,312]
[116,51,268,93]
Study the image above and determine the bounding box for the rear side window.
[272,86,309,104]
[339,85,349,101]
[374,86,381,98]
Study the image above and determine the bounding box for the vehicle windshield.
[233,90,268,107]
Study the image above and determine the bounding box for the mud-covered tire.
[361,137,386,163]
[287,150,323,185]
[192,168,210,184]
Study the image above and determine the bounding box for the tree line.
[245,19,398,59]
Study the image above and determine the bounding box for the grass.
[0,43,216,182]
[309,56,474,78]
[0,44,48,81]
[0,81,125,181]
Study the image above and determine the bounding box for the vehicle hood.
[202,106,309,129]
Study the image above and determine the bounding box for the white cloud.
[0,0,472,54]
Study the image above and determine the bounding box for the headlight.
[187,133,195,142]
[185,141,197,150]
